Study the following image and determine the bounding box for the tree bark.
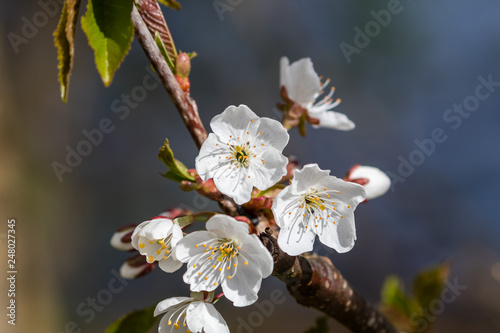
[131,5,398,333]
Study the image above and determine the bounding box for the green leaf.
[154,32,176,72]
[104,305,157,333]
[54,0,82,102]
[158,0,181,10]
[158,139,196,182]
[412,262,450,310]
[81,0,134,87]
[304,316,329,333]
[380,275,414,317]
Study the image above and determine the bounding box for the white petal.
[210,105,259,139]
[280,57,321,104]
[119,261,145,279]
[154,297,192,316]
[291,164,330,194]
[206,215,249,239]
[254,117,290,151]
[222,258,263,307]
[174,231,218,263]
[311,110,355,131]
[240,234,274,278]
[140,218,174,240]
[158,255,184,273]
[131,221,150,250]
[277,222,316,256]
[186,302,229,333]
[249,147,288,191]
[322,176,366,207]
[195,133,227,181]
[316,215,356,253]
[212,166,253,205]
[170,223,184,248]
[348,165,391,200]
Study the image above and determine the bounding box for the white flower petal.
[212,166,253,205]
[158,255,183,273]
[131,220,150,249]
[277,222,316,256]
[206,215,249,240]
[110,227,135,251]
[310,110,355,131]
[280,57,320,104]
[254,117,290,151]
[291,163,330,194]
[174,231,218,263]
[155,297,192,316]
[119,261,146,280]
[195,133,226,181]
[239,234,273,278]
[316,214,356,253]
[249,147,288,191]
[140,218,174,240]
[186,302,229,333]
[222,258,263,307]
[210,104,260,139]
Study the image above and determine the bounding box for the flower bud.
[175,52,191,78]
[157,208,189,219]
[110,224,137,251]
[346,165,391,200]
[119,253,156,279]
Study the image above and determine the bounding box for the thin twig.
[131,5,207,149]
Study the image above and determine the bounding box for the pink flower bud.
[119,254,156,279]
[110,224,137,251]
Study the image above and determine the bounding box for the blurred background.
[1,0,499,332]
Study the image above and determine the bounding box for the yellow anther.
[203,244,207,247]
[193,264,196,268]
[158,240,164,245]
[347,205,351,208]
[139,243,145,249]
[149,241,153,245]
[195,245,198,248]
[204,277,208,280]
[165,250,170,254]
[156,250,161,255]
[163,256,167,260]
[218,268,222,271]
[260,131,263,134]
[228,276,232,280]
[148,256,153,262]
[234,263,237,267]
[198,272,201,275]
[244,262,248,265]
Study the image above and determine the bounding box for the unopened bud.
[346,165,391,200]
[175,52,191,77]
[120,254,156,279]
[110,224,137,251]
[157,208,189,219]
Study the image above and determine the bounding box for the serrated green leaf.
[54,0,82,102]
[158,139,196,182]
[381,275,414,317]
[104,305,157,333]
[81,0,134,87]
[412,263,450,310]
[304,316,329,333]
[158,0,181,10]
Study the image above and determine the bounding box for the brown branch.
[132,5,397,333]
[131,5,207,149]
[260,230,398,333]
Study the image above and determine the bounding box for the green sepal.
[158,139,196,182]
[158,0,181,10]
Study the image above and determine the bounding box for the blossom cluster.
[111,58,391,332]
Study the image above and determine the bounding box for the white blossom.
[346,165,391,200]
[280,57,355,130]
[131,218,183,273]
[174,215,273,307]
[272,164,366,255]
[195,104,289,205]
[155,292,229,333]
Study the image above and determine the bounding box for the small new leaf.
[104,305,157,333]
[412,262,450,310]
[158,0,182,10]
[81,0,134,87]
[154,32,176,72]
[54,0,82,102]
[380,275,414,317]
[158,139,196,182]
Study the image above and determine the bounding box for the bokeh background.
[1,0,500,332]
